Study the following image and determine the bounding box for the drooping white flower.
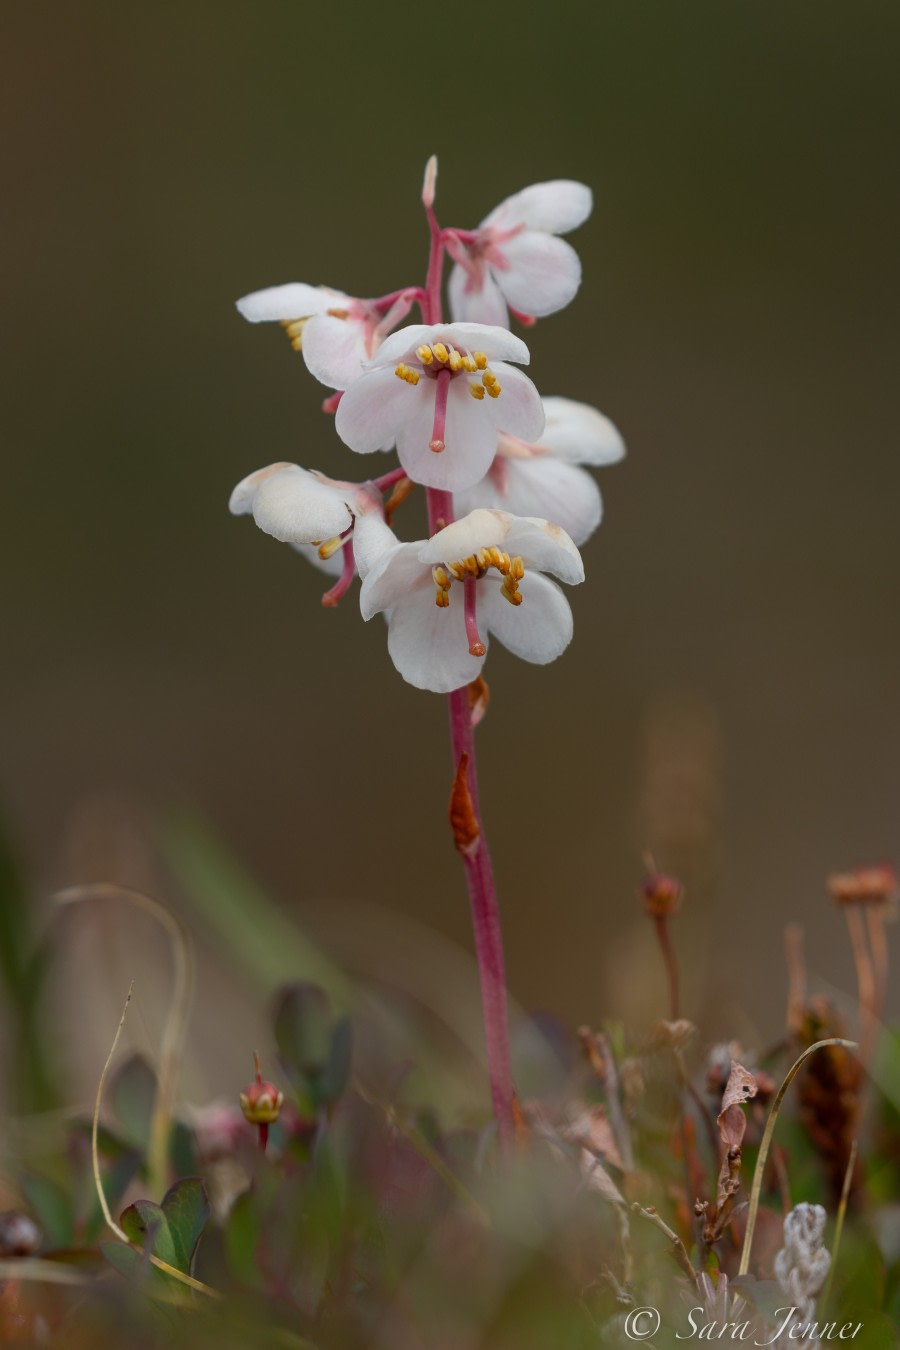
[454,397,625,546]
[356,508,583,693]
[236,283,404,391]
[229,462,356,544]
[335,323,544,493]
[230,462,369,605]
[447,181,592,327]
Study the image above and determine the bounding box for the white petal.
[503,517,584,584]
[335,367,412,453]
[397,381,498,492]
[353,512,406,583]
[235,283,345,323]
[538,397,626,466]
[485,364,545,442]
[456,458,602,547]
[241,465,353,544]
[229,462,294,515]
[371,322,529,369]
[301,313,369,390]
[481,571,574,664]
[386,584,486,693]
[359,541,425,618]
[495,233,582,317]
[448,263,510,327]
[481,181,593,235]
[419,509,515,565]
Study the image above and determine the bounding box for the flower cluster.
[230,161,624,693]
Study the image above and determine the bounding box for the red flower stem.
[371,465,410,493]
[320,541,356,609]
[420,179,515,1147]
[258,1122,269,1153]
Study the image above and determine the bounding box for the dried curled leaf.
[449,753,479,855]
[717,1061,758,1150]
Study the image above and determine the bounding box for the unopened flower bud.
[240,1051,284,1126]
[642,871,682,917]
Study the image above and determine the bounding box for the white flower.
[447,181,592,327]
[335,323,544,492]
[356,508,584,693]
[236,283,391,391]
[454,397,625,547]
[229,462,357,545]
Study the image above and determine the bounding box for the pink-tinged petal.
[365,324,436,369]
[371,322,529,369]
[386,584,487,693]
[456,458,603,547]
[229,462,294,515]
[353,512,406,583]
[359,541,425,618]
[301,313,369,390]
[335,367,413,453]
[484,364,545,442]
[504,517,584,584]
[419,509,515,566]
[235,283,345,323]
[398,382,498,492]
[481,181,592,235]
[235,464,353,543]
[435,324,530,365]
[495,233,582,317]
[448,263,510,327]
[537,397,626,466]
[481,571,574,664]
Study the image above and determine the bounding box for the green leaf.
[318,1016,353,1106]
[101,1240,146,1282]
[223,1189,261,1288]
[20,1170,73,1249]
[160,1178,210,1275]
[109,1053,157,1153]
[274,983,332,1080]
[120,1200,178,1269]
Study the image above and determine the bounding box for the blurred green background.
[3,2,899,1099]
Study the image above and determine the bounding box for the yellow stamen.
[280,318,308,352]
[435,589,450,608]
[461,354,477,372]
[473,351,488,369]
[482,370,498,387]
[448,348,462,371]
[318,536,344,561]
[394,363,420,385]
[511,555,525,580]
[432,342,449,364]
[432,565,452,591]
[469,383,485,400]
[416,344,434,365]
[486,382,501,398]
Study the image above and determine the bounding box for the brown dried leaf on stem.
[703,1061,757,1246]
[449,752,479,855]
[467,675,490,727]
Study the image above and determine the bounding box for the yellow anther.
[511,555,525,580]
[432,565,452,591]
[469,383,485,400]
[448,348,462,371]
[501,582,523,607]
[482,370,498,387]
[281,318,308,351]
[416,345,434,365]
[461,353,477,372]
[473,351,488,370]
[432,342,449,363]
[394,363,420,385]
[318,536,344,561]
[486,382,501,398]
[448,561,467,581]
[435,588,450,608]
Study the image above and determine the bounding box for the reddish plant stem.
[654,913,681,1021]
[420,195,515,1144]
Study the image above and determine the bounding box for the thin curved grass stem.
[737,1037,857,1279]
[820,1137,858,1316]
[92,983,221,1300]
[54,883,194,1199]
